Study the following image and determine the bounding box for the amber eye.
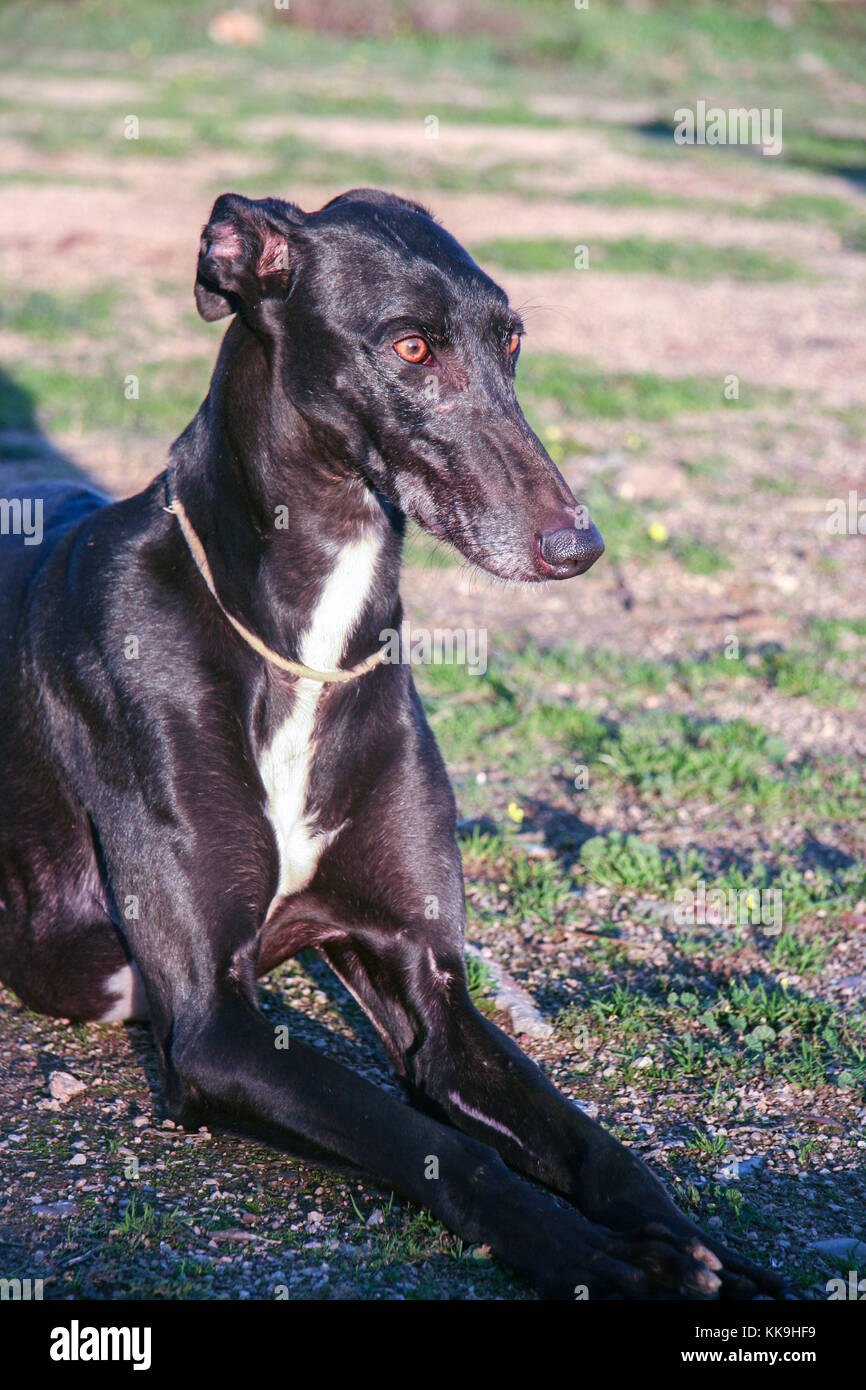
[508,332,521,356]
[394,335,432,364]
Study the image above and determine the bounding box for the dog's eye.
[508,332,521,356]
[393,335,432,365]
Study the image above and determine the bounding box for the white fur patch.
[446,1091,524,1147]
[259,535,381,911]
[97,963,148,1022]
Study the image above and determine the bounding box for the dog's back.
[0,481,108,674]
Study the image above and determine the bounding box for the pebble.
[31,1200,76,1217]
[810,1237,866,1264]
[714,1155,765,1181]
[48,1071,86,1105]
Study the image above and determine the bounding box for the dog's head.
[194,189,603,584]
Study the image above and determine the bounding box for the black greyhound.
[0,189,785,1300]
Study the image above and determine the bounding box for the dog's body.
[0,190,783,1299]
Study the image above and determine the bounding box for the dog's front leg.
[307,792,787,1302]
[318,923,788,1299]
[95,828,720,1299]
[163,989,736,1298]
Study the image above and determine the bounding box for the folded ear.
[194,193,304,322]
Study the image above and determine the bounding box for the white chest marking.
[258,536,381,910]
[97,963,148,1022]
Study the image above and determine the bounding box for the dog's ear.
[195,193,304,322]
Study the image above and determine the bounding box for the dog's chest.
[257,537,381,909]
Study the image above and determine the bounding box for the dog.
[0,189,785,1300]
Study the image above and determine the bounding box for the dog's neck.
[169,322,404,671]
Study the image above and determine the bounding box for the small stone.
[714,1155,765,1181]
[131,1115,149,1128]
[67,1153,87,1167]
[834,975,866,993]
[810,1237,866,1264]
[207,10,264,47]
[48,1071,86,1105]
[31,1200,76,1218]
[575,1099,599,1120]
[366,1208,384,1228]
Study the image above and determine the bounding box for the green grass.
[0,358,211,436]
[561,188,866,251]
[577,971,866,1093]
[473,236,807,282]
[518,354,770,426]
[579,831,705,894]
[569,185,693,210]
[0,286,116,340]
[753,192,866,248]
[417,631,865,832]
[596,713,790,807]
[757,642,862,708]
[464,951,496,1002]
[669,534,731,575]
[782,129,866,178]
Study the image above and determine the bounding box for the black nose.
[537,521,605,577]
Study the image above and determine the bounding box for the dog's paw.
[638,1221,791,1301]
[536,1215,726,1300]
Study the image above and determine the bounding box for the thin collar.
[163,472,386,685]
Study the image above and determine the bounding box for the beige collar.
[164,474,385,685]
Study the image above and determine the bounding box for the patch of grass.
[530,641,672,695]
[0,358,211,436]
[782,130,866,179]
[474,236,807,282]
[680,454,729,480]
[420,634,865,829]
[687,1128,730,1160]
[669,534,731,575]
[754,473,798,495]
[585,967,866,1094]
[768,931,834,976]
[465,951,496,1002]
[113,1196,180,1250]
[569,184,693,210]
[519,354,768,425]
[579,831,705,893]
[754,191,866,246]
[596,713,790,808]
[507,851,574,926]
[419,655,609,775]
[0,286,116,340]
[756,635,863,708]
